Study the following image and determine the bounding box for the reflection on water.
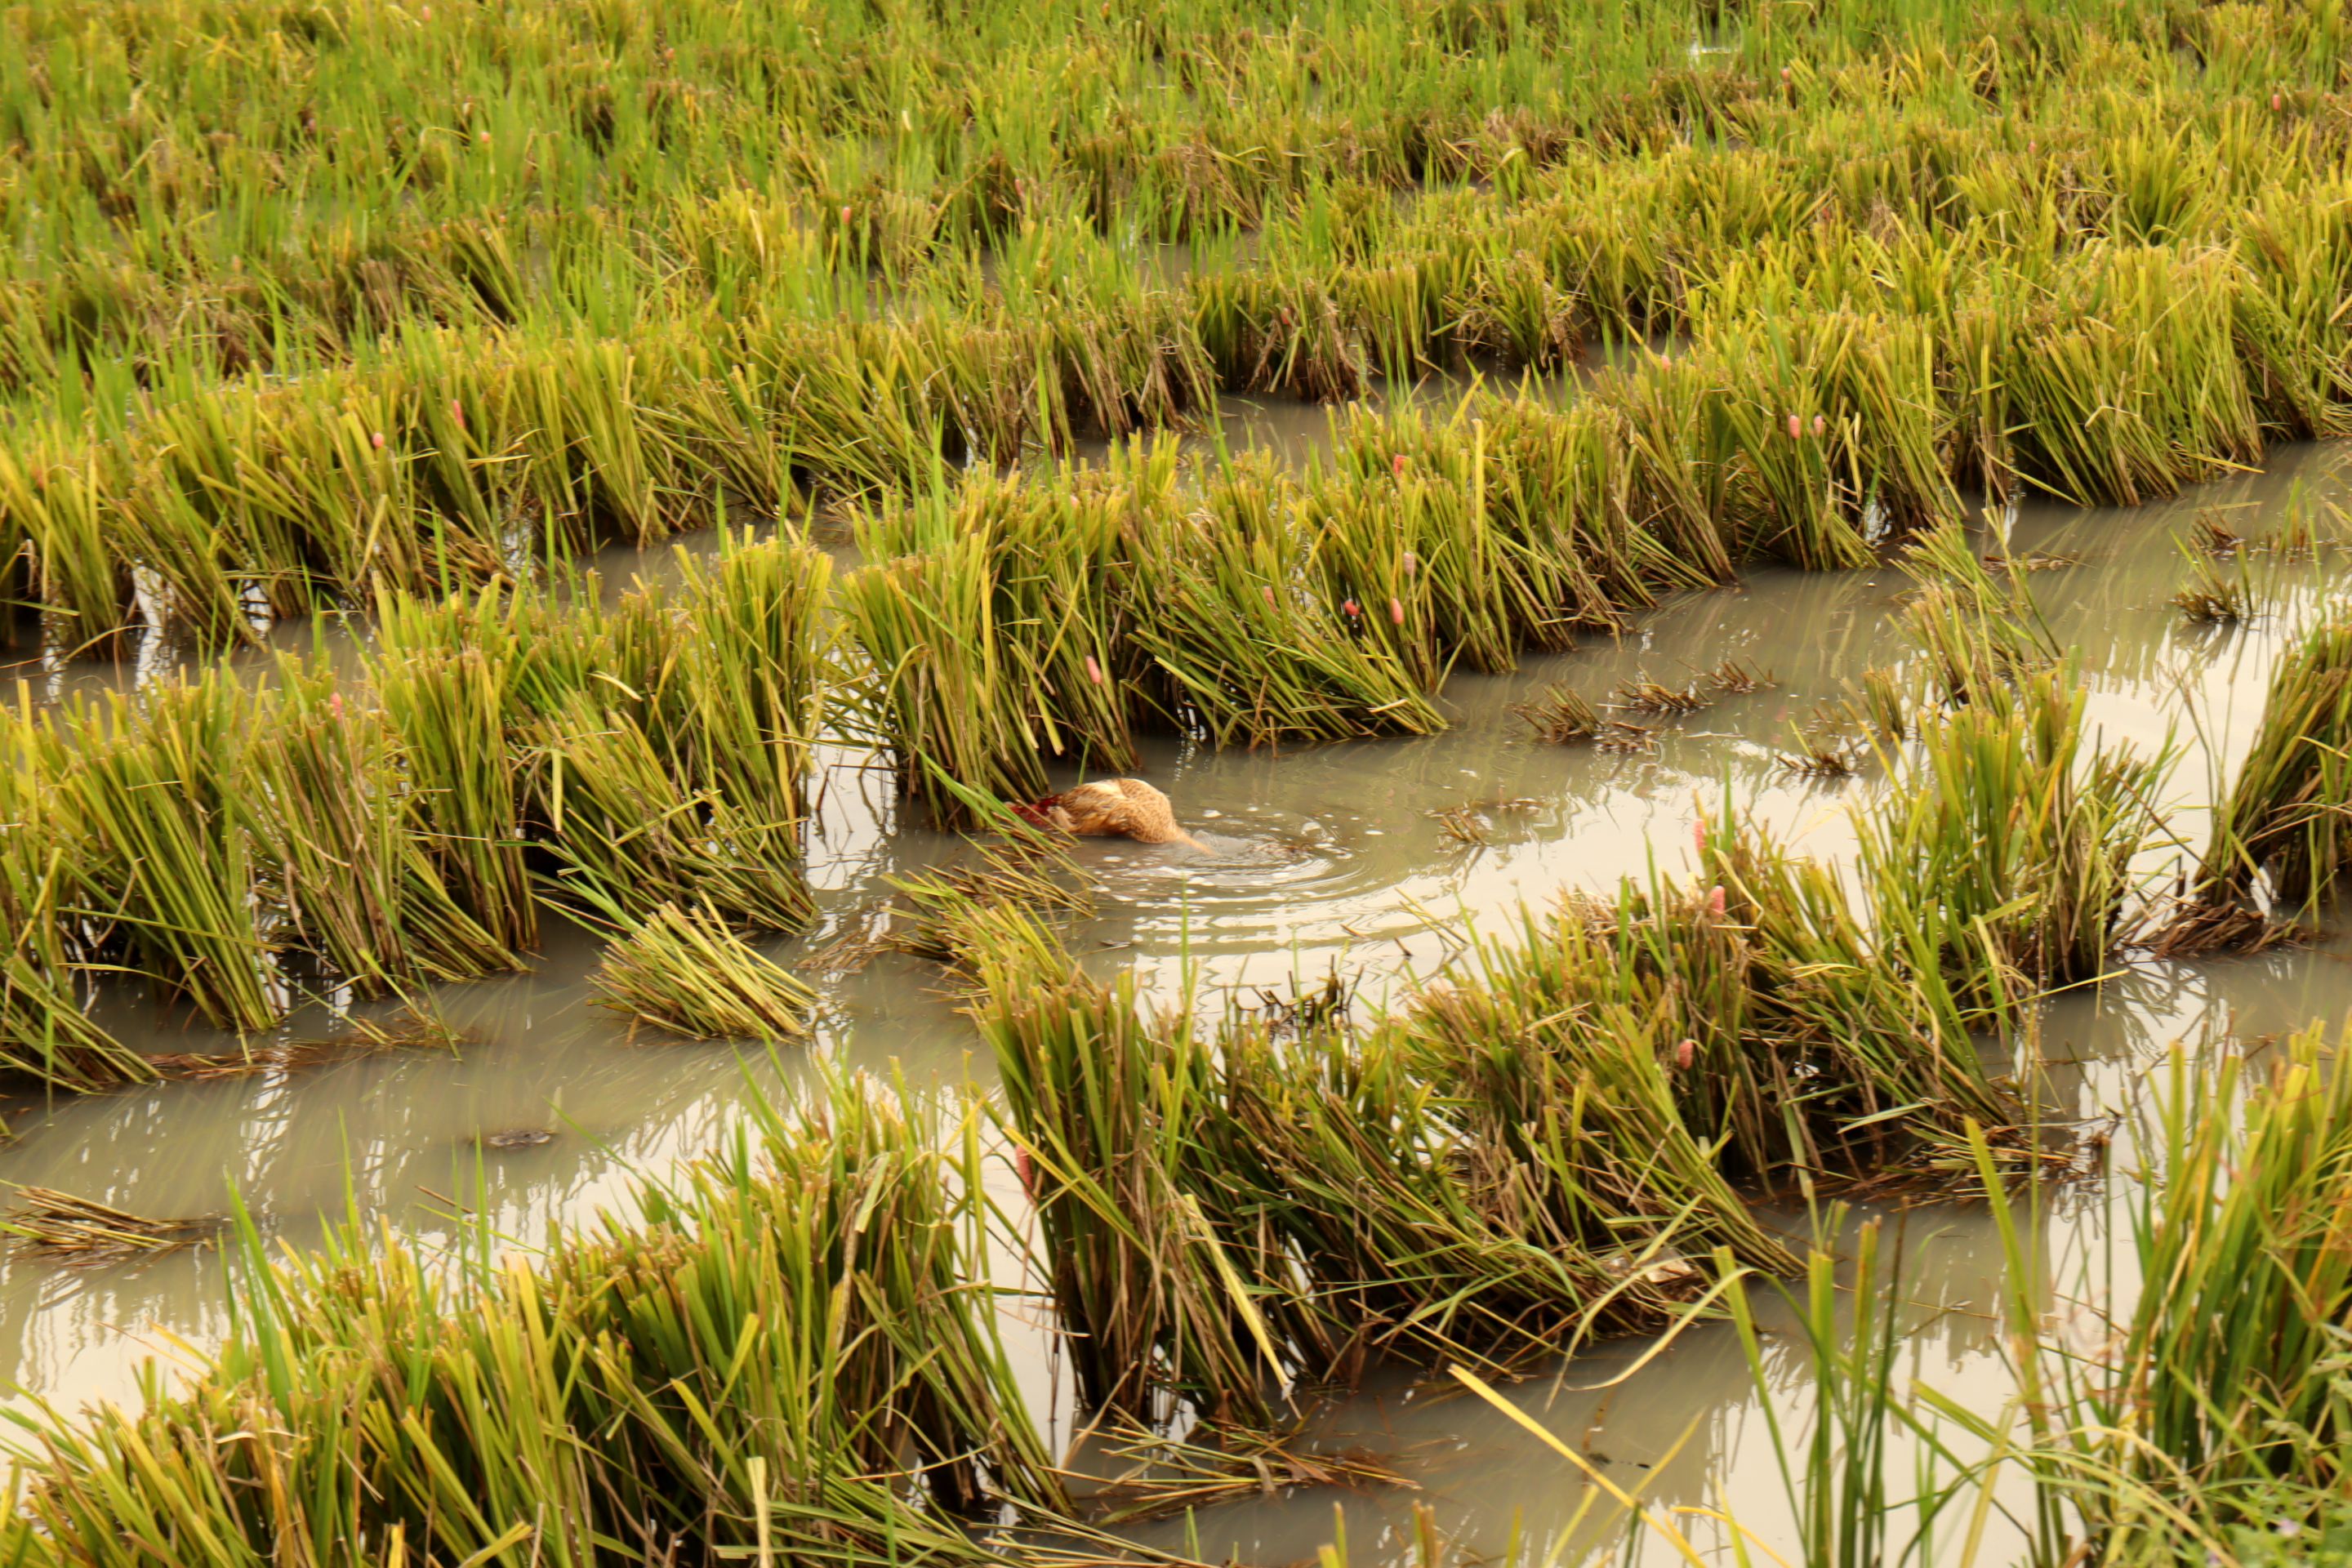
[3,428,2351,1563]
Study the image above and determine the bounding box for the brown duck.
[1014,778,1205,849]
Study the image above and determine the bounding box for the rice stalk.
[590,900,815,1040]
[2177,612,2352,928]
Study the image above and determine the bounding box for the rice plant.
[1860,667,2171,1010]
[590,901,816,1041]
[2180,612,2352,923]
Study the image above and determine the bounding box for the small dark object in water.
[479,1128,556,1151]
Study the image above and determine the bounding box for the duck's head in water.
[1013,778,1206,850]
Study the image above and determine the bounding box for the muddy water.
[2,435,2350,1562]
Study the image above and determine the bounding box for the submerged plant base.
[145,1006,473,1081]
[1078,1419,1412,1526]
[1,1189,226,1265]
[1509,684,1603,742]
[2146,895,2309,959]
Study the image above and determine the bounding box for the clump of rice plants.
[1610,675,1713,715]
[889,819,1096,965]
[370,636,541,959]
[1779,732,1857,777]
[960,896,1761,1416]
[1860,666,2170,1009]
[956,901,1284,1423]
[841,467,1138,823]
[1895,524,2060,705]
[3,1074,1064,1559]
[1121,452,1444,746]
[1514,831,2022,1179]
[148,1004,469,1081]
[2166,612,2352,945]
[0,775,149,1095]
[35,680,280,1035]
[1190,265,1364,402]
[532,692,817,932]
[1211,1013,1731,1374]
[591,902,815,1040]
[2105,1035,2352,1520]
[246,663,523,993]
[667,532,834,831]
[1847,665,1918,741]
[2169,532,2276,625]
[1080,1420,1407,1526]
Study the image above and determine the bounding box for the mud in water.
[3,430,2351,1563]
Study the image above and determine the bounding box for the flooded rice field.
[4,414,2348,1561]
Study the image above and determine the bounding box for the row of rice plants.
[16,163,2352,655]
[4,992,2334,1563]
[0,0,2313,329]
[839,443,1459,821]
[0,657,2266,1557]
[0,534,829,1087]
[0,1073,1077,1566]
[5,0,2067,302]
[7,0,2344,422]
[833,382,2147,819]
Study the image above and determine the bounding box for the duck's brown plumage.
[1030,779,1204,849]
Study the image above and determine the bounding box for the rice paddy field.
[7,0,2352,1562]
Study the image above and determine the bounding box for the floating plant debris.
[2,1188,227,1265]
